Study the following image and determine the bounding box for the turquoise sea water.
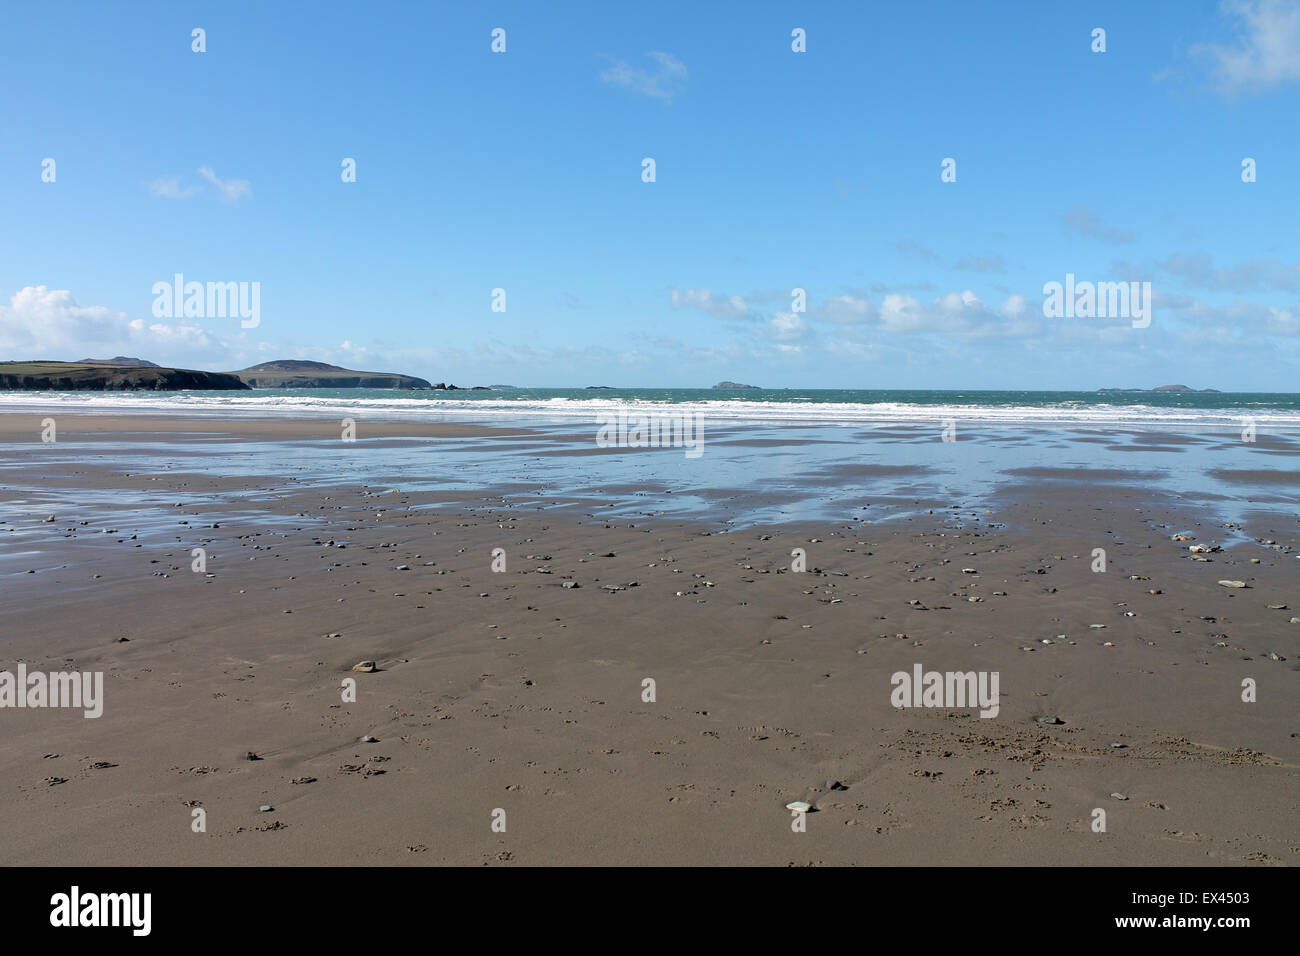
[2,388,1298,428]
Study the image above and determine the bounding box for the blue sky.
[1,0,1297,389]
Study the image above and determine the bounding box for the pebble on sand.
[785,801,813,813]
[1217,580,1248,588]
[351,661,377,673]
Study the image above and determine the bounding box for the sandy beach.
[0,413,1295,866]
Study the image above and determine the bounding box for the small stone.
[825,779,847,791]
[352,661,377,673]
[1036,716,1064,725]
[562,581,579,589]
[1110,743,1127,749]
[259,804,274,812]
[1218,580,1247,588]
[785,801,813,813]
[1110,792,1128,801]
[360,735,378,742]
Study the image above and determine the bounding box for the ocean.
[2,388,1298,429]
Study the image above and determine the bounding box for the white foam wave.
[0,391,1296,428]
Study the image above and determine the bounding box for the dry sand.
[0,414,1296,865]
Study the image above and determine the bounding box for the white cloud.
[0,285,231,364]
[763,311,808,345]
[1267,305,1300,333]
[820,294,876,325]
[1194,0,1300,94]
[148,168,251,201]
[1062,207,1134,244]
[149,177,200,199]
[0,286,128,353]
[197,166,252,202]
[338,340,368,360]
[822,290,1035,340]
[954,255,1006,273]
[674,285,1042,347]
[1161,251,1300,291]
[894,239,938,260]
[600,51,687,103]
[670,287,750,318]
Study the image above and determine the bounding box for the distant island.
[0,360,249,390]
[77,356,160,367]
[713,381,760,389]
[1097,384,1220,393]
[229,360,431,389]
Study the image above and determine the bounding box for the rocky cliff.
[0,361,250,390]
[228,360,432,389]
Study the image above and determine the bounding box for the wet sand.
[0,414,1296,865]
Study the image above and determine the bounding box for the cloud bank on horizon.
[1,0,1297,390]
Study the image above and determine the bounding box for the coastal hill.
[229,360,432,389]
[0,360,249,390]
[77,356,160,367]
[1097,384,1220,393]
[713,381,760,389]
